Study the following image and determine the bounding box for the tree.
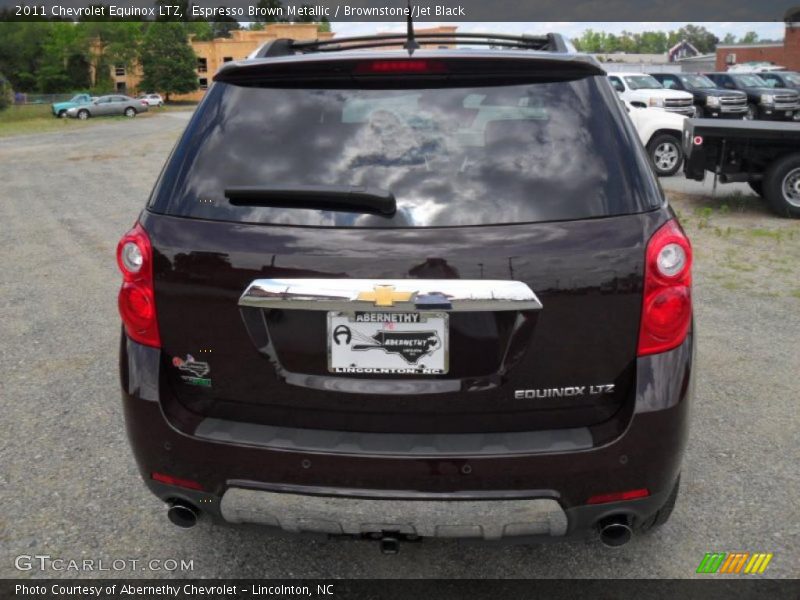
[139,22,198,101]
[77,21,143,89]
[186,21,214,41]
[210,19,241,39]
[0,72,12,111]
[721,33,737,44]
[672,24,718,54]
[572,24,720,55]
[38,22,91,93]
[740,31,759,44]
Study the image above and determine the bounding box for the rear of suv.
[118,32,694,548]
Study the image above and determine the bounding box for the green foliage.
[186,21,215,41]
[78,21,143,88]
[0,73,13,112]
[571,25,775,55]
[139,22,198,100]
[740,31,759,44]
[210,20,241,39]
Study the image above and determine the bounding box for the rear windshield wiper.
[225,185,396,216]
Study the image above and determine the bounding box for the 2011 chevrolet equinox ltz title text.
[117,31,694,550]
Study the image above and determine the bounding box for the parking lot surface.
[1,113,798,578]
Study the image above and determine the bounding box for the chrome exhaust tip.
[598,515,633,547]
[167,501,199,528]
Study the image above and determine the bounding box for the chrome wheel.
[780,167,800,208]
[654,142,679,172]
[124,107,136,118]
[78,110,89,120]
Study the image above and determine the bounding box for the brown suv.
[117,32,693,551]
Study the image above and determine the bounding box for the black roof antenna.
[403,1,420,55]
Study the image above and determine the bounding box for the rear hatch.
[144,53,663,434]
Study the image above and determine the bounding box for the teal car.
[51,94,93,118]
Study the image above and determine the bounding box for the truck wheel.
[748,181,763,197]
[744,103,758,120]
[763,154,800,218]
[639,476,680,532]
[647,134,683,177]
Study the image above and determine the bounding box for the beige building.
[107,24,334,102]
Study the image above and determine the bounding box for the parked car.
[704,72,800,121]
[623,100,686,176]
[66,95,148,119]
[684,119,800,218]
[754,71,800,120]
[608,72,694,116]
[138,93,164,107]
[650,73,747,119]
[117,33,693,549]
[51,93,92,118]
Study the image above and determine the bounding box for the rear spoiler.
[215,52,605,87]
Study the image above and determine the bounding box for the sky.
[331,21,787,42]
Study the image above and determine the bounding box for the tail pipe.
[167,501,200,528]
[597,515,633,547]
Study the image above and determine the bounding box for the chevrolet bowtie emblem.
[356,285,414,307]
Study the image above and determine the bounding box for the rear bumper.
[120,331,694,540]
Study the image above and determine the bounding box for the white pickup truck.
[623,100,688,176]
[610,72,695,117]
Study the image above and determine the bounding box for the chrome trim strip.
[238,278,543,312]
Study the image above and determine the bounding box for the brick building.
[716,18,800,71]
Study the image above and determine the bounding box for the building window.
[197,57,208,73]
[115,65,125,77]
[223,56,233,63]
[116,82,127,93]
[199,78,208,90]
[726,53,737,65]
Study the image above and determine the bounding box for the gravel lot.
[1,113,798,579]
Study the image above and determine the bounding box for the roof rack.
[255,32,571,59]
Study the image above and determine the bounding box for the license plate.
[328,312,448,375]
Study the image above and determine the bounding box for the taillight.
[638,219,692,356]
[151,472,204,491]
[587,488,650,505]
[354,60,447,74]
[116,223,160,348]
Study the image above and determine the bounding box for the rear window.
[149,75,657,227]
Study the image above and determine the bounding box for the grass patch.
[0,102,193,138]
[791,289,800,299]
[0,104,86,138]
[748,228,784,241]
